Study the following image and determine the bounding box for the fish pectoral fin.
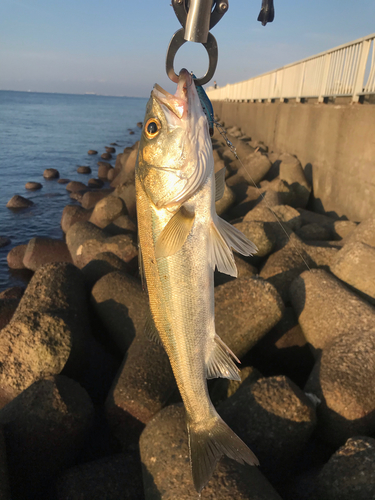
[144,310,162,346]
[188,414,259,493]
[215,167,226,202]
[216,216,258,257]
[155,206,195,258]
[206,334,241,381]
[209,221,237,277]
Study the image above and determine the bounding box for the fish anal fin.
[215,167,226,202]
[144,311,162,346]
[206,334,241,381]
[155,206,195,259]
[209,222,237,277]
[188,414,259,493]
[216,216,258,257]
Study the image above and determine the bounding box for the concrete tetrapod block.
[0,375,94,500]
[23,237,73,271]
[330,240,375,304]
[234,221,276,258]
[278,153,311,209]
[214,276,284,359]
[55,452,144,500]
[139,404,283,500]
[304,329,375,447]
[89,195,128,229]
[105,332,175,449]
[0,426,11,500]
[91,271,149,353]
[313,437,375,500]
[66,220,138,269]
[341,215,375,247]
[61,205,93,234]
[290,269,375,353]
[81,251,132,289]
[218,375,317,483]
[0,262,91,407]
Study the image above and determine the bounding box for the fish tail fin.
[187,414,259,492]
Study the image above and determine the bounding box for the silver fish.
[135,68,258,492]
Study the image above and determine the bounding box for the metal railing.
[206,33,375,103]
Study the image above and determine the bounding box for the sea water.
[0,90,148,291]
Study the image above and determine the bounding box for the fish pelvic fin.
[209,221,237,277]
[206,334,241,381]
[187,414,259,493]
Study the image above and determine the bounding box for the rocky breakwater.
[0,123,373,499]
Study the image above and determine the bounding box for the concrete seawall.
[212,100,375,222]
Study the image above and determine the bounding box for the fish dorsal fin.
[144,310,162,345]
[209,222,237,277]
[206,334,241,381]
[215,167,226,202]
[155,206,195,259]
[216,216,258,256]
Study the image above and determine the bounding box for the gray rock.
[87,177,104,188]
[57,178,70,184]
[114,183,137,219]
[279,154,311,208]
[313,437,375,500]
[104,215,137,235]
[98,162,113,179]
[215,276,284,358]
[0,427,10,500]
[77,166,91,174]
[91,271,148,353]
[304,329,375,446]
[6,195,34,209]
[210,365,262,406]
[56,452,143,500]
[214,254,257,287]
[219,376,317,482]
[106,332,175,447]
[0,263,90,407]
[43,168,59,179]
[215,184,236,216]
[81,252,132,289]
[0,287,25,331]
[139,404,283,499]
[290,269,375,352]
[111,149,137,187]
[332,220,358,240]
[234,221,276,258]
[23,237,73,271]
[70,189,88,202]
[259,235,315,303]
[296,222,332,241]
[0,236,11,248]
[101,152,112,160]
[66,180,87,192]
[25,181,42,190]
[89,196,127,229]
[0,375,94,499]
[341,215,375,247]
[105,146,116,154]
[81,189,114,209]
[330,240,375,303]
[61,204,93,234]
[87,150,98,155]
[6,244,27,269]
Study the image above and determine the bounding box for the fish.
[135,68,259,492]
[257,0,275,26]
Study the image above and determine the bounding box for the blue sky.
[1,0,374,97]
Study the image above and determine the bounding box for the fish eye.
[145,118,161,139]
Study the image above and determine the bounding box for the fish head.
[136,69,213,208]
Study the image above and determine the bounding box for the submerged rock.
[6,195,34,209]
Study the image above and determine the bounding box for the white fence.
[206,33,375,103]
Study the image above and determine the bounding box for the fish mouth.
[152,69,192,120]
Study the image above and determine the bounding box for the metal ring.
[166,29,218,86]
